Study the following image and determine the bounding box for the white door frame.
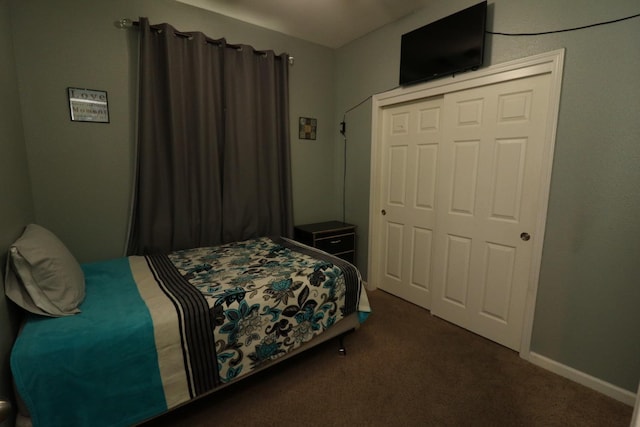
[368,49,565,358]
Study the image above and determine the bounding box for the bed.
[5,224,370,427]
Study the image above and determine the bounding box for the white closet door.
[376,96,444,309]
[430,73,552,350]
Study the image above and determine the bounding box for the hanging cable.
[341,115,347,223]
[339,95,375,223]
[488,11,640,36]
[339,87,397,223]
[344,95,372,116]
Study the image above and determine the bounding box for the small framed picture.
[299,117,317,140]
[67,87,110,123]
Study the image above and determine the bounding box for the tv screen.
[399,1,487,86]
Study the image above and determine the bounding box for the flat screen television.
[399,1,487,86]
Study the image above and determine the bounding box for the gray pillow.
[4,224,85,317]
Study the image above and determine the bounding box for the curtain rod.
[115,18,294,65]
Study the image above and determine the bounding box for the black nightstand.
[294,220,356,264]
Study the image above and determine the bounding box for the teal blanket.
[11,257,167,427]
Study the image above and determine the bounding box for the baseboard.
[528,352,637,406]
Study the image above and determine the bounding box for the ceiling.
[175,0,432,48]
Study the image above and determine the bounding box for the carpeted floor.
[143,289,633,426]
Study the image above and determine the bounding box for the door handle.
[381,209,386,216]
[520,232,531,241]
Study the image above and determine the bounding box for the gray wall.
[9,0,338,264]
[334,0,640,392]
[0,0,35,422]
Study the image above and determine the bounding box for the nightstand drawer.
[315,233,355,254]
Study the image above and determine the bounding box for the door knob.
[381,209,386,215]
[520,232,531,241]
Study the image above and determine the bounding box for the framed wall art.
[299,117,317,140]
[68,87,110,123]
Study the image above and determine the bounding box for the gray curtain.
[127,18,293,255]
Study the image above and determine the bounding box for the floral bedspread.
[168,236,361,384]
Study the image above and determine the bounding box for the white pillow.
[4,224,85,317]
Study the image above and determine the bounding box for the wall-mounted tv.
[399,1,487,86]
